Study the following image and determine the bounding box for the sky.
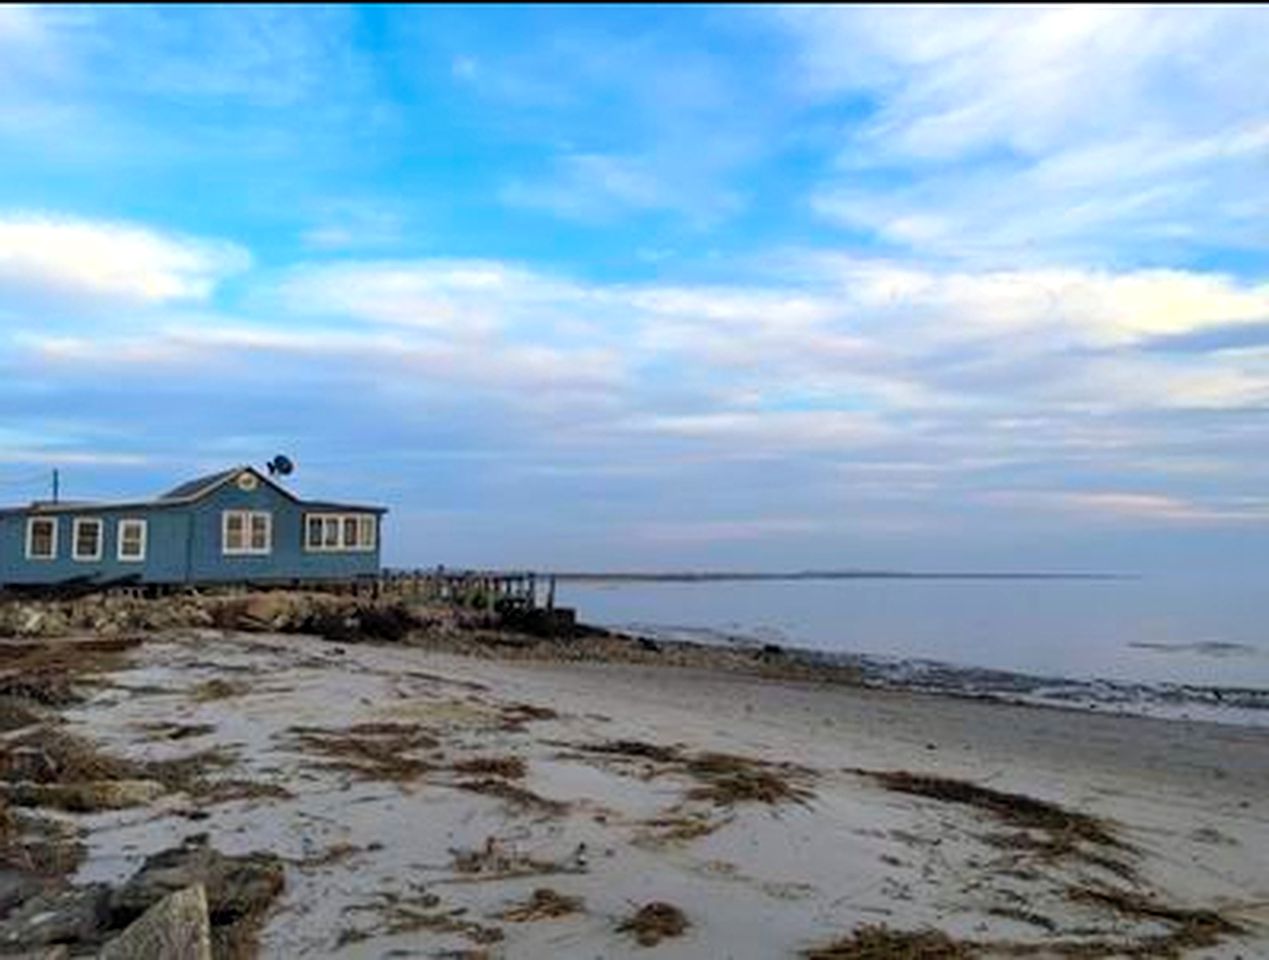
[1,4,1268,573]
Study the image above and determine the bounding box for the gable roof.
[159,467,243,501]
[1,465,385,516]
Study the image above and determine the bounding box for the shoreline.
[566,619,1269,731]
[0,608,1265,956]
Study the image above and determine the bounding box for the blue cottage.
[0,466,386,588]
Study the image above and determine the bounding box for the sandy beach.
[1,599,1264,958]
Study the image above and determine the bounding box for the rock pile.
[0,835,282,958]
[0,591,439,644]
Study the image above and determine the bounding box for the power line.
[0,469,50,488]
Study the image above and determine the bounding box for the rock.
[0,869,45,919]
[0,883,111,949]
[237,593,295,631]
[98,884,211,960]
[1,780,166,813]
[110,835,284,933]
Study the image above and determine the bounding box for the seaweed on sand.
[803,925,976,959]
[617,901,689,947]
[0,636,142,705]
[859,769,1133,876]
[579,740,816,809]
[1062,885,1243,955]
[450,756,526,779]
[498,887,583,922]
[579,740,682,764]
[683,752,815,807]
[284,722,437,782]
[869,772,1121,847]
[1,726,234,794]
[452,777,567,816]
[498,702,559,732]
[446,835,577,882]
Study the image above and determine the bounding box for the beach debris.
[864,771,1121,847]
[498,702,559,732]
[0,725,236,814]
[498,887,583,922]
[580,739,682,764]
[860,769,1132,876]
[344,886,504,945]
[1,778,166,813]
[191,779,294,806]
[191,678,250,701]
[1066,884,1243,951]
[577,740,815,808]
[617,901,689,947]
[802,924,974,959]
[98,884,212,960]
[384,905,504,944]
[0,799,85,877]
[682,751,815,807]
[283,722,437,782]
[136,721,217,742]
[450,755,526,779]
[453,777,567,815]
[447,836,577,881]
[636,811,733,847]
[110,834,285,959]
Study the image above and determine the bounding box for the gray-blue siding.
[0,482,380,586]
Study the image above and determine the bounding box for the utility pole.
[52,469,59,504]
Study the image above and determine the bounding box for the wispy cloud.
[777,6,1269,263]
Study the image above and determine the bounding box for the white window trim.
[305,512,377,553]
[25,517,58,561]
[117,518,148,562]
[72,518,104,562]
[222,510,272,556]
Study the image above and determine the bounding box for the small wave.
[1128,639,1260,657]
[615,620,1269,728]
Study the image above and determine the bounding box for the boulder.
[98,884,211,960]
[109,835,284,932]
[0,869,45,919]
[0,883,111,950]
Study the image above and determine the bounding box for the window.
[25,518,57,560]
[358,515,376,550]
[305,513,376,552]
[223,510,272,556]
[72,518,103,562]
[118,519,147,562]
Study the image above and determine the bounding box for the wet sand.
[35,631,1269,956]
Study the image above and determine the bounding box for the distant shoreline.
[548,570,1135,583]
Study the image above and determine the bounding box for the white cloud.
[985,490,1269,525]
[277,259,589,336]
[630,410,894,454]
[778,6,1269,261]
[0,214,248,305]
[819,257,1269,348]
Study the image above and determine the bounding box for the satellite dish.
[267,455,295,477]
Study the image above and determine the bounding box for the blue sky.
[2,5,1268,572]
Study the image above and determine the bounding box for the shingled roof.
[159,467,243,501]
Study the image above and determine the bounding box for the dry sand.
[22,629,1269,956]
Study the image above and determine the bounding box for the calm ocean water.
[557,574,1269,725]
